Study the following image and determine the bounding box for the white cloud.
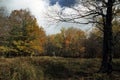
[0,0,53,34]
[0,0,92,34]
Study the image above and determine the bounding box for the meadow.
[0,56,120,80]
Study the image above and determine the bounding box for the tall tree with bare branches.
[46,0,120,73]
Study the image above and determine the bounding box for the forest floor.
[0,56,120,80]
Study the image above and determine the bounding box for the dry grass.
[0,56,120,80]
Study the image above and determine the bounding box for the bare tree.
[45,0,120,73]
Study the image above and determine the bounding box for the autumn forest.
[0,9,119,58]
[0,0,120,80]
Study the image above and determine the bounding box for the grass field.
[0,56,120,80]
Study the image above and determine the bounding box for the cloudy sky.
[0,0,91,34]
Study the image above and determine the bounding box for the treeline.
[0,8,120,58]
[45,26,120,58]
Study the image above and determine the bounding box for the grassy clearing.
[0,56,120,80]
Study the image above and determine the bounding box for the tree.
[85,28,103,58]
[46,0,120,73]
[96,19,120,58]
[0,7,10,57]
[61,27,86,57]
[112,20,120,58]
[45,34,61,56]
[85,22,120,58]
[8,9,46,57]
[45,27,86,57]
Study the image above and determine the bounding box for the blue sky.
[49,0,76,7]
[0,0,91,34]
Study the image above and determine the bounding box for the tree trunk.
[101,0,113,73]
